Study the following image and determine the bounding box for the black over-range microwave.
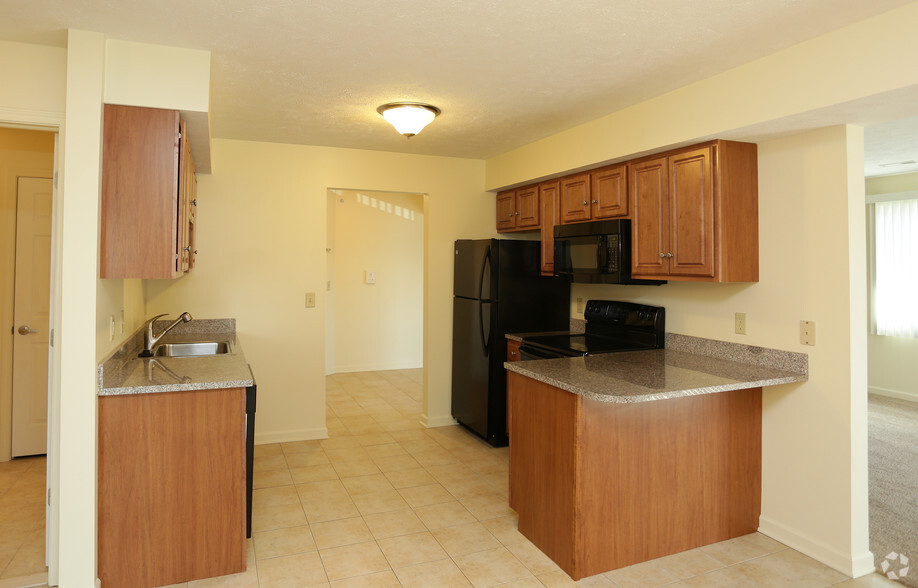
[553,219,666,285]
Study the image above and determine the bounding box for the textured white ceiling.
[0,0,915,162]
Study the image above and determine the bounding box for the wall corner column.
[58,28,105,587]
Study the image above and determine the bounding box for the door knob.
[18,325,37,335]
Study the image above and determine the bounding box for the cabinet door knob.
[666,252,674,258]
[582,201,588,206]
[508,213,514,217]
[515,211,520,216]
[592,200,598,204]
[659,253,666,258]
[510,351,516,356]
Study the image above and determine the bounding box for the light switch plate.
[305,292,316,308]
[576,298,584,313]
[800,320,816,346]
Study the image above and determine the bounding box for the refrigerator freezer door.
[454,239,495,300]
[451,296,492,439]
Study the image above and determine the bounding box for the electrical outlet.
[734,312,747,335]
[365,270,376,285]
[801,320,816,346]
[305,292,316,308]
[576,298,585,313]
[109,315,115,341]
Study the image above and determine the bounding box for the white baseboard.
[758,515,875,577]
[332,361,422,374]
[868,385,918,403]
[420,413,458,428]
[254,427,328,445]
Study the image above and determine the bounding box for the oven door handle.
[518,344,565,360]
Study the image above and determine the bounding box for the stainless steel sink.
[152,341,233,358]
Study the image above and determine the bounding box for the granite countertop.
[504,333,807,403]
[98,318,255,396]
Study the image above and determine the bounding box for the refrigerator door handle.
[479,301,492,356]
[478,247,491,301]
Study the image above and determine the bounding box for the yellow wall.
[146,138,492,443]
[485,2,918,192]
[0,128,55,463]
[866,172,918,401]
[103,38,213,173]
[0,40,66,124]
[330,190,424,373]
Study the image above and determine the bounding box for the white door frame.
[1,110,64,586]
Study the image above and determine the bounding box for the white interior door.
[12,176,53,457]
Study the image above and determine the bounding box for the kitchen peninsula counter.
[503,336,807,403]
[504,334,807,580]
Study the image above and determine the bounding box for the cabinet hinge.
[53,171,58,189]
[47,488,51,506]
[50,328,54,347]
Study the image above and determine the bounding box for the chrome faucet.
[139,312,193,357]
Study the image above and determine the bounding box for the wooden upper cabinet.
[559,173,591,224]
[669,147,715,278]
[179,119,198,273]
[539,180,560,276]
[496,190,516,231]
[630,156,669,277]
[516,185,540,228]
[560,168,628,224]
[101,104,196,279]
[591,165,627,219]
[630,140,758,283]
[496,185,540,232]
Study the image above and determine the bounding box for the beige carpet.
[869,394,918,587]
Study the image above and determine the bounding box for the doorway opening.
[326,188,425,373]
[0,126,56,584]
[325,188,426,428]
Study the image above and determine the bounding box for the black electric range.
[518,300,665,360]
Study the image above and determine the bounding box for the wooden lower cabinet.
[508,372,761,580]
[98,388,247,588]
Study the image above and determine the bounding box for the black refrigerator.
[451,239,570,446]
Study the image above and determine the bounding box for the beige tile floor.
[0,454,48,585]
[0,369,900,588]
[160,368,898,588]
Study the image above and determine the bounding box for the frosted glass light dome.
[377,102,441,137]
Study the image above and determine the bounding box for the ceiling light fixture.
[377,102,441,137]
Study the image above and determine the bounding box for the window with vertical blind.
[870,197,918,338]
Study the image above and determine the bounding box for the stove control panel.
[583,300,665,329]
